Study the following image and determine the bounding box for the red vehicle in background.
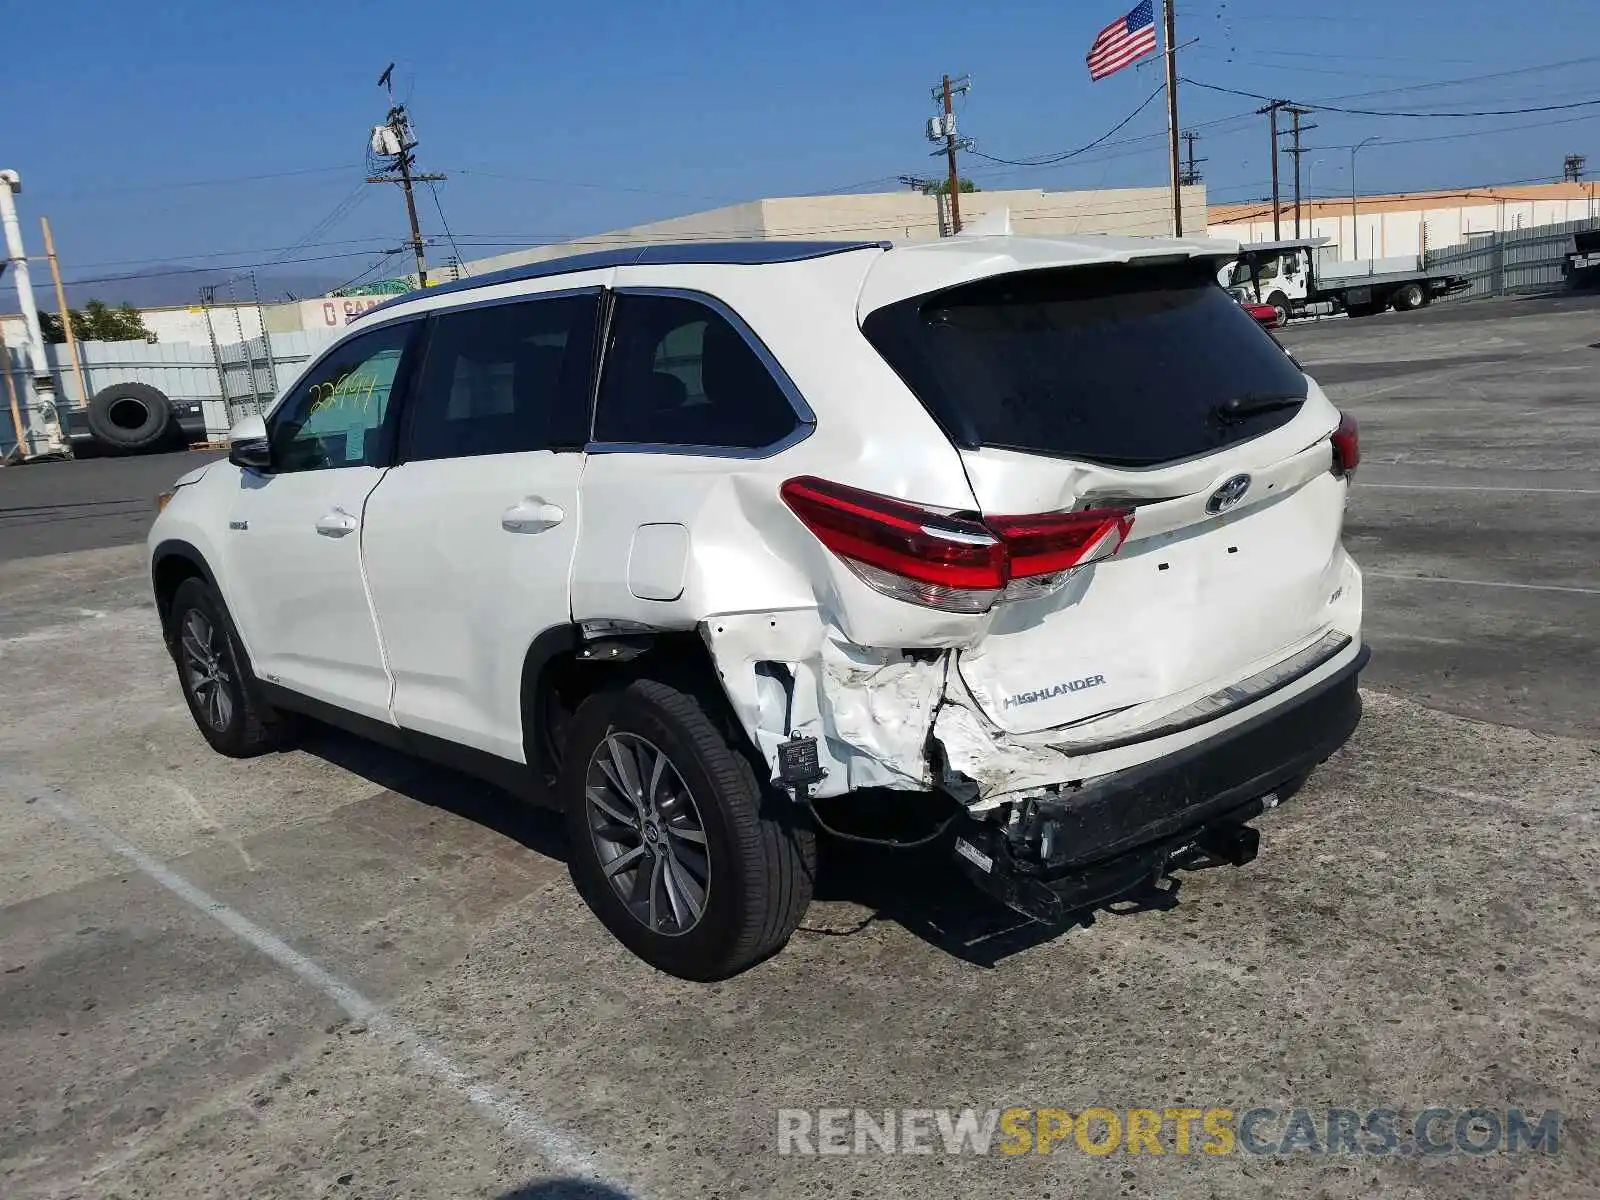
[1241,300,1285,330]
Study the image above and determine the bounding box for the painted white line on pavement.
[1365,483,1600,495]
[26,786,618,1187]
[1366,572,1600,596]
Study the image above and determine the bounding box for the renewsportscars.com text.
[776,1106,1561,1157]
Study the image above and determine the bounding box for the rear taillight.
[1331,412,1359,478]
[780,476,1134,614]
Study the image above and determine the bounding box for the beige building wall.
[450,186,1210,279]
[757,187,1207,242]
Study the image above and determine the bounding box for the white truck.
[1221,237,1472,323]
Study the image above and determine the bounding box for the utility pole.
[941,75,962,233]
[0,170,70,460]
[925,74,971,235]
[1162,0,1183,235]
[367,67,445,288]
[40,217,89,419]
[1257,100,1288,240]
[1283,105,1318,239]
[1179,130,1205,187]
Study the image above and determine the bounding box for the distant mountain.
[59,265,351,310]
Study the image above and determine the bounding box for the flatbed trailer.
[1221,237,1473,322]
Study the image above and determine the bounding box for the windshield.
[862,261,1309,467]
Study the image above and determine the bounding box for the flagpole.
[1162,0,1183,236]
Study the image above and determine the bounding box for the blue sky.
[5,0,1599,297]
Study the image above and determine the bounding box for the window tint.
[594,293,799,450]
[862,262,1309,468]
[269,322,413,472]
[404,294,598,461]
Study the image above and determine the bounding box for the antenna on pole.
[377,62,395,98]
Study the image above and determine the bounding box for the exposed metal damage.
[704,591,1364,815]
[702,606,1085,808]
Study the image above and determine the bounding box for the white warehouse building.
[1209,181,1600,261]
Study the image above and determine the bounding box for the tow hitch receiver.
[952,799,1269,927]
[1193,820,1260,867]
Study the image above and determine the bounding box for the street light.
[1306,158,1324,236]
[1350,136,1380,263]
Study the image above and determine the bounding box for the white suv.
[149,236,1366,980]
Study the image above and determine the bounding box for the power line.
[279,182,370,261]
[966,106,1261,186]
[1183,77,1600,118]
[59,248,409,288]
[426,181,469,277]
[331,249,408,294]
[450,167,737,204]
[50,164,364,198]
[46,236,400,272]
[1300,110,1600,153]
[968,85,1166,167]
[1281,54,1600,106]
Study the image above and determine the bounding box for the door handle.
[315,508,358,538]
[501,498,566,534]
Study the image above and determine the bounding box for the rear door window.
[403,293,599,461]
[593,293,801,451]
[861,262,1309,467]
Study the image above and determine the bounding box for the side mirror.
[227,414,271,470]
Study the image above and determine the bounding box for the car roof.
[362,240,890,319]
[856,233,1241,314]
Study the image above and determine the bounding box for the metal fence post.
[250,270,279,403]
[198,286,230,432]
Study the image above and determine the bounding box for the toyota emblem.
[1206,474,1252,514]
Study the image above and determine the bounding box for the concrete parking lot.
[1,296,1597,1199]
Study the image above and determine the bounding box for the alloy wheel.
[584,731,710,936]
[179,609,234,731]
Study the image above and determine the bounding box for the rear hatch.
[862,259,1351,738]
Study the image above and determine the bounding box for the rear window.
[861,261,1309,467]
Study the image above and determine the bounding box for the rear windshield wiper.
[1212,394,1305,424]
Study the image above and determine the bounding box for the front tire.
[1266,291,1291,326]
[560,678,815,980]
[167,577,297,757]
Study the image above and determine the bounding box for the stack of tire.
[84,382,174,454]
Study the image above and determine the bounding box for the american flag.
[1086,0,1159,81]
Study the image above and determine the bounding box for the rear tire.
[167,577,298,757]
[84,382,172,453]
[1395,282,1426,311]
[560,678,815,980]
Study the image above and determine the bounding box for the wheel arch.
[519,624,735,792]
[151,539,219,635]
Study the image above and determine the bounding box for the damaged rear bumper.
[950,645,1368,924]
